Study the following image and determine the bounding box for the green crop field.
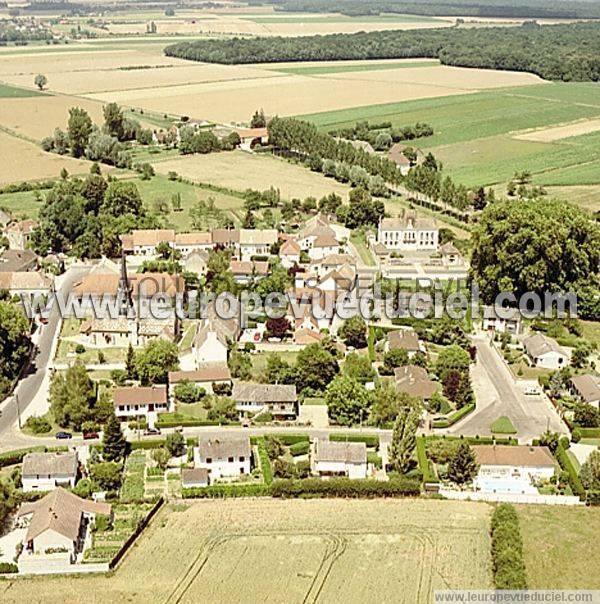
[271,60,440,76]
[245,14,443,24]
[0,83,44,98]
[299,82,600,189]
[0,189,46,219]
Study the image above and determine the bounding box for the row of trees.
[179,127,240,155]
[328,120,433,149]
[268,116,403,184]
[0,300,31,401]
[165,22,600,82]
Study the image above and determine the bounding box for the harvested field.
[3,63,283,95]
[0,498,493,603]
[86,65,542,124]
[517,505,600,589]
[153,151,352,200]
[0,95,106,141]
[513,118,600,142]
[544,185,600,212]
[0,131,92,185]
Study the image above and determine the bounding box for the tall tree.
[339,316,367,349]
[295,343,339,392]
[49,361,96,430]
[447,442,479,486]
[388,406,420,474]
[67,107,93,158]
[325,375,373,426]
[134,340,179,385]
[102,413,127,462]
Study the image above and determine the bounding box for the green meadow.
[0,83,44,98]
[270,60,440,76]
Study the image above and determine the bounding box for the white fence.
[439,488,583,506]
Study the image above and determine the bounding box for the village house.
[230,259,269,284]
[377,212,438,252]
[0,248,38,272]
[439,242,463,267]
[394,365,438,402]
[194,437,252,479]
[481,305,522,335]
[570,374,600,408]
[297,214,341,261]
[181,249,209,276]
[80,315,178,348]
[388,144,425,176]
[315,253,356,278]
[387,328,423,357]
[472,445,557,494]
[0,271,53,297]
[168,363,232,398]
[312,439,367,479]
[73,271,185,301]
[120,229,176,257]
[22,452,79,493]
[194,300,241,365]
[211,228,240,252]
[232,382,298,419]
[16,488,111,566]
[239,228,277,261]
[181,467,210,489]
[523,333,569,369]
[113,385,170,427]
[4,219,37,250]
[174,232,213,255]
[279,238,301,268]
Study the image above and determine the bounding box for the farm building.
[195,437,252,479]
[312,439,367,479]
[22,452,78,493]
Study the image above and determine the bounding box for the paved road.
[0,266,90,450]
[447,336,568,442]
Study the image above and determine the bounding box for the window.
[206,457,212,463]
[228,457,234,463]
[239,456,245,462]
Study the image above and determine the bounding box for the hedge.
[366,451,382,469]
[490,504,527,589]
[329,434,379,449]
[155,418,222,428]
[182,484,270,498]
[289,441,310,456]
[0,446,64,468]
[270,477,420,498]
[255,437,273,485]
[0,562,18,573]
[577,427,600,438]
[267,433,310,446]
[416,437,438,483]
[555,442,585,498]
[432,403,476,428]
[427,435,518,446]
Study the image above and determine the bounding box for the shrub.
[329,434,379,449]
[555,441,585,498]
[182,484,270,498]
[24,415,52,434]
[0,562,18,573]
[256,437,273,485]
[432,403,475,428]
[490,504,527,590]
[367,451,382,469]
[270,477,420,498]
[289,441,310,456]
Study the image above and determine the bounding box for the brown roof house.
[570,374,600,408]
[22,451,79,493]
[239,228,277,261]
[4,219,37,250]
[0,248,38,272]
[387,328,423,357]
[168,363,232,397]
[181,468,209,489]
[113,385,170,427]
[194,437,252,480]
[279,238,301,268]
[377,211,438,252]
[388,144,425,176]
[472,445,556,494]
[394,365,438,401]
[0,271,53,297]
[16,488,111,566]
[233,382,298,419]
[312,439,367,479]
[194,300,241,365]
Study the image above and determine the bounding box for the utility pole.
[15,392,22,429]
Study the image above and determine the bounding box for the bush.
[256,437,274,485]
[555,441,585,498]
[182,484,270,498]
[0,446,46,468]
[24,415,52,434]
[432,403,475,428]
[490,504,527,589]
[329,434,379,449]
[0,562,18,573]
[289,441,310,456]
[367,451,382,469]
[266,434,310,446]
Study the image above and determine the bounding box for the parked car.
[55,431,72,439]
[143,427,161,436]
[524,385,541,395]
[83,431,99,440]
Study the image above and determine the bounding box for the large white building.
[22,452,78,493]
[377,212,438,251]
[194,437,252,480]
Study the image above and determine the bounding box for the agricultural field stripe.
[272,60,440,76]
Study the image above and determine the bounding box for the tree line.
[328,120,433,150]
[261,0,600,20]
[165,22,600,82]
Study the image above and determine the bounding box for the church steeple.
[118,252,133,316]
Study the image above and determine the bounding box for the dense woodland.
[166,21,600,81]
[260,0,600,19]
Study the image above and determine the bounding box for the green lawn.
[272,60,439,76]
[581,320,600,347]
[0,189,47,219]
[303,397,326,405]
[350,231,376,266]
[251,351,299,374]
[0,83,44,98]
[490,416,517,435]
[245,14,442,23]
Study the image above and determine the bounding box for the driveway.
[446,335,568,442]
